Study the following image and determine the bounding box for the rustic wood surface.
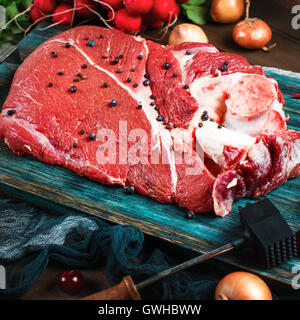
[0,0,299,299]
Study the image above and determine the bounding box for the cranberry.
[58,270,85,295]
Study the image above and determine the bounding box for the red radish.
[34,0,56,14]
[124,0,153,15]
[75,0,97,18]
[30,6,47,23]
[52,3,74,25]
[100,0,123,11]
[114,8,142,33]
[151,0,179,21]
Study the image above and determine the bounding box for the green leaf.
[4,2,18,19]
[184,6,209,25]
[10,25,23,34]
[182,0,206,7]
[23,0,33,9]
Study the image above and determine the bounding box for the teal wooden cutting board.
[0,24,299,286]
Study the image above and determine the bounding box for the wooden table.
[0,0,299,300]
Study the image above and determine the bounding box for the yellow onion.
[215,271,273,300]
[210,0,245,23]
[233,18,272,49]
[168,23,208,45]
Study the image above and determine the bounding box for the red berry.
[58,270,85,295]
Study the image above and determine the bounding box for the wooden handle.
[80,275,141,300]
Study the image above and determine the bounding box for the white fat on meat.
[195,121,256,168]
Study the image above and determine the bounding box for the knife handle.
[80,275,141,300]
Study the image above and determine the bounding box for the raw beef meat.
[0,26,299,217]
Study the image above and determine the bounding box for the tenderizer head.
[239,198,297,269]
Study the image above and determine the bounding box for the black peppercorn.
[185,210,195,219]
[110,99,117,106]
[163,62,170,69]
[88,133,96,140]
[70,86,77,93]
[220,63,228,72]
[201,113,209,121]
[124,186,135,194]
[7,109,15,116]
[88,40,95,47]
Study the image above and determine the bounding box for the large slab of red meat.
[0,26,299,217]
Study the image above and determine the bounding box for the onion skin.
[168,23,208,46]
[215,271,273,300]
[210,0,245,24]
[233,19,272,49]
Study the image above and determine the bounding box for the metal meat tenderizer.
[82,198,298,300]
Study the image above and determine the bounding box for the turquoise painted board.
[0,24,299,286]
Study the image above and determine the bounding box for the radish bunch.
[29,0,181,34]
[103,0,180,33]
[30,0,99,26]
